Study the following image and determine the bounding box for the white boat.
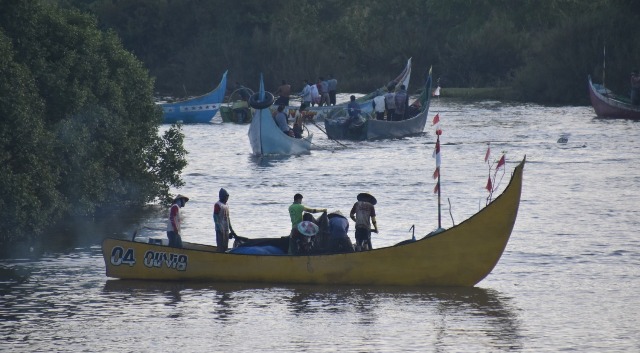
[248,76,313,156]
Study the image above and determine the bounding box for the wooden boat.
[219,87,255,124]
[279,58,412,120]
[101,158,525,287]
[247,76,313,156]
[588,75,640,120]
[159,71,228,124]
[324,68,432,140]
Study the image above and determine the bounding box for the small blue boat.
[248,75,313,156]
[159,70,228,124]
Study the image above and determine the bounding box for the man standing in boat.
[350,192,378,251]
[288,193,327,254]
[167,194,189,248]
[274,80,291,106]
[213,188,235,252]
[394,85,408,121]
[372,91,386,120]
[298,80,313,107]
[384,87,396,121]
[327,75,338,106]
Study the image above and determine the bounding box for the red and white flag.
[433,139,441,167]
[484,144,491,162]
[496,155,505,170]
[485,176,493,192]
[432,113,440,126]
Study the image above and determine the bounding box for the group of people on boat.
[371,84,411,121]
[286,191,379,255]
[296,76,338,107]
[165,189,379,255]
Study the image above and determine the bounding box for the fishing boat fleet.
[104,59,532,287]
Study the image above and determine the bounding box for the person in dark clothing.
[327,211,354,253]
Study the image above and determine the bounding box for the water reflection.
[101,280,521,350]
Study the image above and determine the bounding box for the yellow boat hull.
[102,159,524,287]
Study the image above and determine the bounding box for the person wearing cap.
[350,192,378,251]
[327,211,354,253]
[213,188,235,252]
[167,194,189,248]
[288,193,327,254]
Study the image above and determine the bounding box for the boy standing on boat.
[288,193,327,254]
[214,188,235,252]
[167,195,189,248]
[350,193,378,251]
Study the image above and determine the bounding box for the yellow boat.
[102,158,525,287]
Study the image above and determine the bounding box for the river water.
[2,97,640,352]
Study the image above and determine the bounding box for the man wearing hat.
[328,211,354,253]
[167,194,189,248]
[350,192,378,251]
[213,188,236,252]
[288,193,327,254]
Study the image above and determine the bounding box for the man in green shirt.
[288,193,327,254]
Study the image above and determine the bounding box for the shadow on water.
[102,280,521,348]
[248,154,298,168]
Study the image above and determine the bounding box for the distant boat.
[248,75,313,156]
[219,87,255,124]
[324,68,432,140]
[588,75,640,120]
[101,158,525,286]
[159,71,228,124]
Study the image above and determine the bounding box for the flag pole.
[436,131,442,229]
[603,43,606,89]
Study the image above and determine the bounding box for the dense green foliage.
[0,1,187,244]
[62,0,640,105]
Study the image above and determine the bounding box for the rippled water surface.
[2,98,640,352]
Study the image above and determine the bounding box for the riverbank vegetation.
[2,0,638,248]
[62,0,639,105]
[0,2,187,247]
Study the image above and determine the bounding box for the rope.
[310,120,349,148]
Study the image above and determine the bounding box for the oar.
[310,120,349,148]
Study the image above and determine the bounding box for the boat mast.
[603,43,606,89]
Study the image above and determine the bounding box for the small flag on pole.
[432,113,440,126]
[485,176,493,192]
[484,143,491,162]
[496,155,505,170]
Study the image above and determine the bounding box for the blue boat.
[159,71,228,124]
[248,75,313,156]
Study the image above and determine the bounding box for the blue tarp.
[228,245,286,255]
